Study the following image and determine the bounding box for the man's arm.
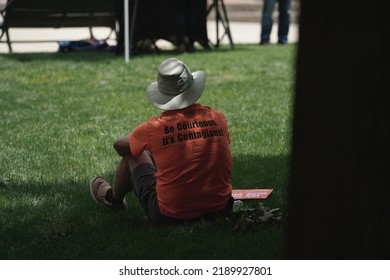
[113,135,131,156]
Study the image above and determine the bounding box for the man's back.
[130,104,232,220]
[90,58,234,224]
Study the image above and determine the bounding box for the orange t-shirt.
[129,103,232,220]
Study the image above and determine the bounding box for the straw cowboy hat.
[146,58,205,110]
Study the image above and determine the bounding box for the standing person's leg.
[277,0,291,44]
[184,0,197,52]
[260,0,276,44]
[173,0,186,53]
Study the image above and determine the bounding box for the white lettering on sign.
[231,189,273,200]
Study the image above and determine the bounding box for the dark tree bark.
[286,0,390,259]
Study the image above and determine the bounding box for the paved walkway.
[207,21,299,46]
[0,21,299,53]
[1,0,299,53]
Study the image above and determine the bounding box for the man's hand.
[113,135,131,156]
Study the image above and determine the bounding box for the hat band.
[157,72,194,96]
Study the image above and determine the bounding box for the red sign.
[232,189,273,200]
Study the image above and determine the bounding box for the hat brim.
[146,71,205,110]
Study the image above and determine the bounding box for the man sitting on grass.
[90,57,233,224]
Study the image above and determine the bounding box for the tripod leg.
[6,29,12,53]
[215,0,220,47]
[206,1,216,16]
[219,0,234,48]
[208,0,234,49]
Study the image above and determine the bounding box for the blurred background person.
[260,0,291,45]
[173,0,197,53]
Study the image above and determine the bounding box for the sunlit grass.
[0,44,296,259]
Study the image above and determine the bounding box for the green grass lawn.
[0,44,296,259]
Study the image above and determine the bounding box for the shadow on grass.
[0,43,260,63]
[0,154,289,260]
[232,154,290,209]
[0,51,120,63]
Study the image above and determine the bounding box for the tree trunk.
[286,0,390,259]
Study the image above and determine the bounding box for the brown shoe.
[89,176,127,209]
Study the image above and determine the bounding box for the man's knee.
[127,151,155,172]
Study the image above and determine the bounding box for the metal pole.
[124,0,129,63]
[130,0,138,59]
